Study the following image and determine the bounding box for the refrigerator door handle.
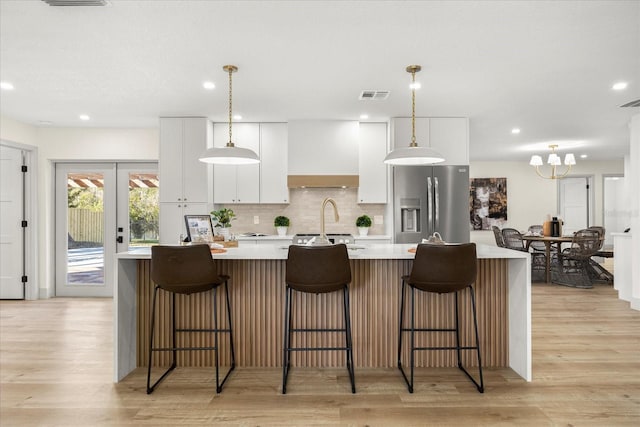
[434,176,440,230]
[427,176,433,227]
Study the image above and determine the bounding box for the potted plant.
[356,214,372,236]
[274,215,290,236]
[211,208,236,240]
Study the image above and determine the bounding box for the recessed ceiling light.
[233,115,242,120]
[360,114,369,120]
[203,81,215,90]
[38,120,53,126]
[409,82,421,89]
[612,82,628,91]
[511,128,521,134]
[580,154,588,159]
[0,81,15,90]
[79,114,90,121]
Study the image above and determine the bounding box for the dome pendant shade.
[199,64,260,165]
[384,65,445,166]
[199,144,260,165]
[383,145,445,165]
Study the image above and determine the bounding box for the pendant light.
[383,65,445,165]
[199,65,260,165]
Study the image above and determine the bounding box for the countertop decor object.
[383,65,445,165]
[198,65,260,165]
[356,214,372,236]
[274,215,290,236]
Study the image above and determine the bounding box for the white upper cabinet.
[260,123,289,203]
[429,117,469,165]
[288,120,359,175]
[358,122,388,203]
[212,123,260,203]
[391,117,469,165]
[159,117,211,203]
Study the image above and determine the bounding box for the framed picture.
[184,215,215,243]
[469,178,508,230]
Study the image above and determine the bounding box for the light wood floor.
[1,282,639,426]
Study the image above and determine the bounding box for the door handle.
[427,177,433,227]
[434,177,439,230]
[116,236,124,244]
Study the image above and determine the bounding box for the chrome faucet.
[316,197,339,245]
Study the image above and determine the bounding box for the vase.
[276,226,288,236]
[358,227,369,236]
[217,227,231,241]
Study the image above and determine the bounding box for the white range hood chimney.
[287,120,360,188]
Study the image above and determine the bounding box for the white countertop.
[117,243,529,261]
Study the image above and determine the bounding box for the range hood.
[287,175,359,188]
[287,120,360,188]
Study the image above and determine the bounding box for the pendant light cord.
[228,66,233,146]
[411,70,416,146]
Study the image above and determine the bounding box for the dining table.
[522,235,574,283]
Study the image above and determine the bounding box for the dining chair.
[550,229,601,288]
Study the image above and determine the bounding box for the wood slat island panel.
[135,258,508,369]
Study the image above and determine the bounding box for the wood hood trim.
[287,175,359,188]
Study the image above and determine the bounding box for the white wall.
[0,114,159,297]
[470,159,624,246]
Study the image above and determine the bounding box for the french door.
[558,176,594,236]
[55,162,158,297]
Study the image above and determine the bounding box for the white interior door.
[0,145,25,299]
[559,176,594,236]
[603,175,625,248]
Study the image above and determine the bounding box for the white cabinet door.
[391,117,468,165]
[429,118,469,165]
[234,124,260,203]
[159,118,184,203]
[391,117,430,149]
[212,123,238,203]
[213,123,260,203]
[260,123,289,203]
[358,122,388,203]
[159,202,209,244]
[182,118,211,202]
[159,117,211,203]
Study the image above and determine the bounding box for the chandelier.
[529,144,576,179]
[199,65,260,165]
[383,65,445,165]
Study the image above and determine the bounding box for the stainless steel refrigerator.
[393,165,470,244]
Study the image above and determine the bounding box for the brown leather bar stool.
[397,243,484,393]
[147,244,235,394]
[282,243,355,394]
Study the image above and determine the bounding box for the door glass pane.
[66,172,104,285]
[128,172,159,250]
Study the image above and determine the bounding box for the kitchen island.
[115,244,531,382]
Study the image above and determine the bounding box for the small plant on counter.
[274,216,290,227]
[211,208,236,228]
[356,215,372,228]
[356,214,372,236]
[274,216,290,236]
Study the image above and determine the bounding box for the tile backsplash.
[220,188,386,235]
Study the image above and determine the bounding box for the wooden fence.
[68,208,103,244]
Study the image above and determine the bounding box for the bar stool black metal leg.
[224,281,236,369]
[454,292,462,368]
[282,286,292,394]
[343,286,356,393]
[469,286,484,393]
[409,286,415,393]
[397,280,406,368]
[147,287,177,394]
[213,287,221,393]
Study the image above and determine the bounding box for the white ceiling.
[1,0,638,161]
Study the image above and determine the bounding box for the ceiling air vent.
[620,99,640,108]
[359,90,390,101]
[41,0,110,6]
